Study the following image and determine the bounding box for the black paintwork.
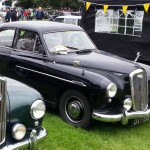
[0,21,82,33]
[0,21,150,112]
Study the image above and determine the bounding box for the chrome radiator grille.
[129,69,148,111]
[0,77,6,145]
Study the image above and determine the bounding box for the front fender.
[50,63,112,90]
[5,77,44,133]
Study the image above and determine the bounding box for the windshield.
[43,31,96,53]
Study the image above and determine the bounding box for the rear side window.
[54,18,64,23]
[15,30,36,52]
[64,18,78,25]
[15,29,44,55]
[0,29,15,47]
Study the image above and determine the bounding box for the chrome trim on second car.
[0,77,6,145]
[2,127,47,150]
[16,65,86,87]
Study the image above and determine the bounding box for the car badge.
[137,74,143,79]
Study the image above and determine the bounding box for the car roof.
[55,16,81,19]
[0,21,83,33]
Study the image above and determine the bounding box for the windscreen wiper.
[64,45,79,50]
[64,46,93,53]
[76,49,93,53]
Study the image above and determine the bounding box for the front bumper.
[92,108,150,125]
[2,127,47,150]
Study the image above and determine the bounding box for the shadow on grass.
[90,119,150,134]
[46,106,59,116]
[45,106,150,134]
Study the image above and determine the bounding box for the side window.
[15,30,36,52]
[78,19,81,26]
[54,18,64,23]
[65,18,78,25]
[0,29,15,47]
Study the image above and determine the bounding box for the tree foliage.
[17,0,34,8]
[17,0,81,10]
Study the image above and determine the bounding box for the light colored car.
[53,15,81,26]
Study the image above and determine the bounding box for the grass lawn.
[39,109,150,150]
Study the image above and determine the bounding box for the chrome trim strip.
[16,65,86,87]
[0,46,13,50]
[0,77,6,145]
[2,127,47,150]
[92,108,150,125]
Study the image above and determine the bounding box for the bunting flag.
[84,1,150,13]
[86,2,91,11]
[122,5,128,14]
[103,5,109,13]
[144,3,150,13]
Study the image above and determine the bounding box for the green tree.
[17,0,81,10]
[16,0,34,8]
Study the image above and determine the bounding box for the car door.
[0,28,16,76]
[9,29,55,101]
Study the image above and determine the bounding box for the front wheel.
[59,90,92,128]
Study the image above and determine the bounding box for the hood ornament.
[134,52,141,62]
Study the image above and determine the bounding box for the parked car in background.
[71,11,81,16]
[51,11,72,20]
[53,16,81,26]
[0,21,150,128]
[0,0,11,11]
[0,75,47,149]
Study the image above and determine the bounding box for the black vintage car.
[0,75,47,149]
[0,21,150,128]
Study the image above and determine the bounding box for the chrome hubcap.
[65,96,84,122]
[68,102,81,118]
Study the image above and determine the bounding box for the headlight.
[12,124,26,140]
[106,83,117,98]
[30,100,46,119]
[123,98,132,111]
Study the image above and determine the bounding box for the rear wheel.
[59,90,91,128]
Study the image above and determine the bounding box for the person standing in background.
[23,9,27,20]
[11,8,18,22]
[5,8,11,22]
[26,9,31,20]
[36,7,44,20]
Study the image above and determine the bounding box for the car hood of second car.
[54,50,141,74]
